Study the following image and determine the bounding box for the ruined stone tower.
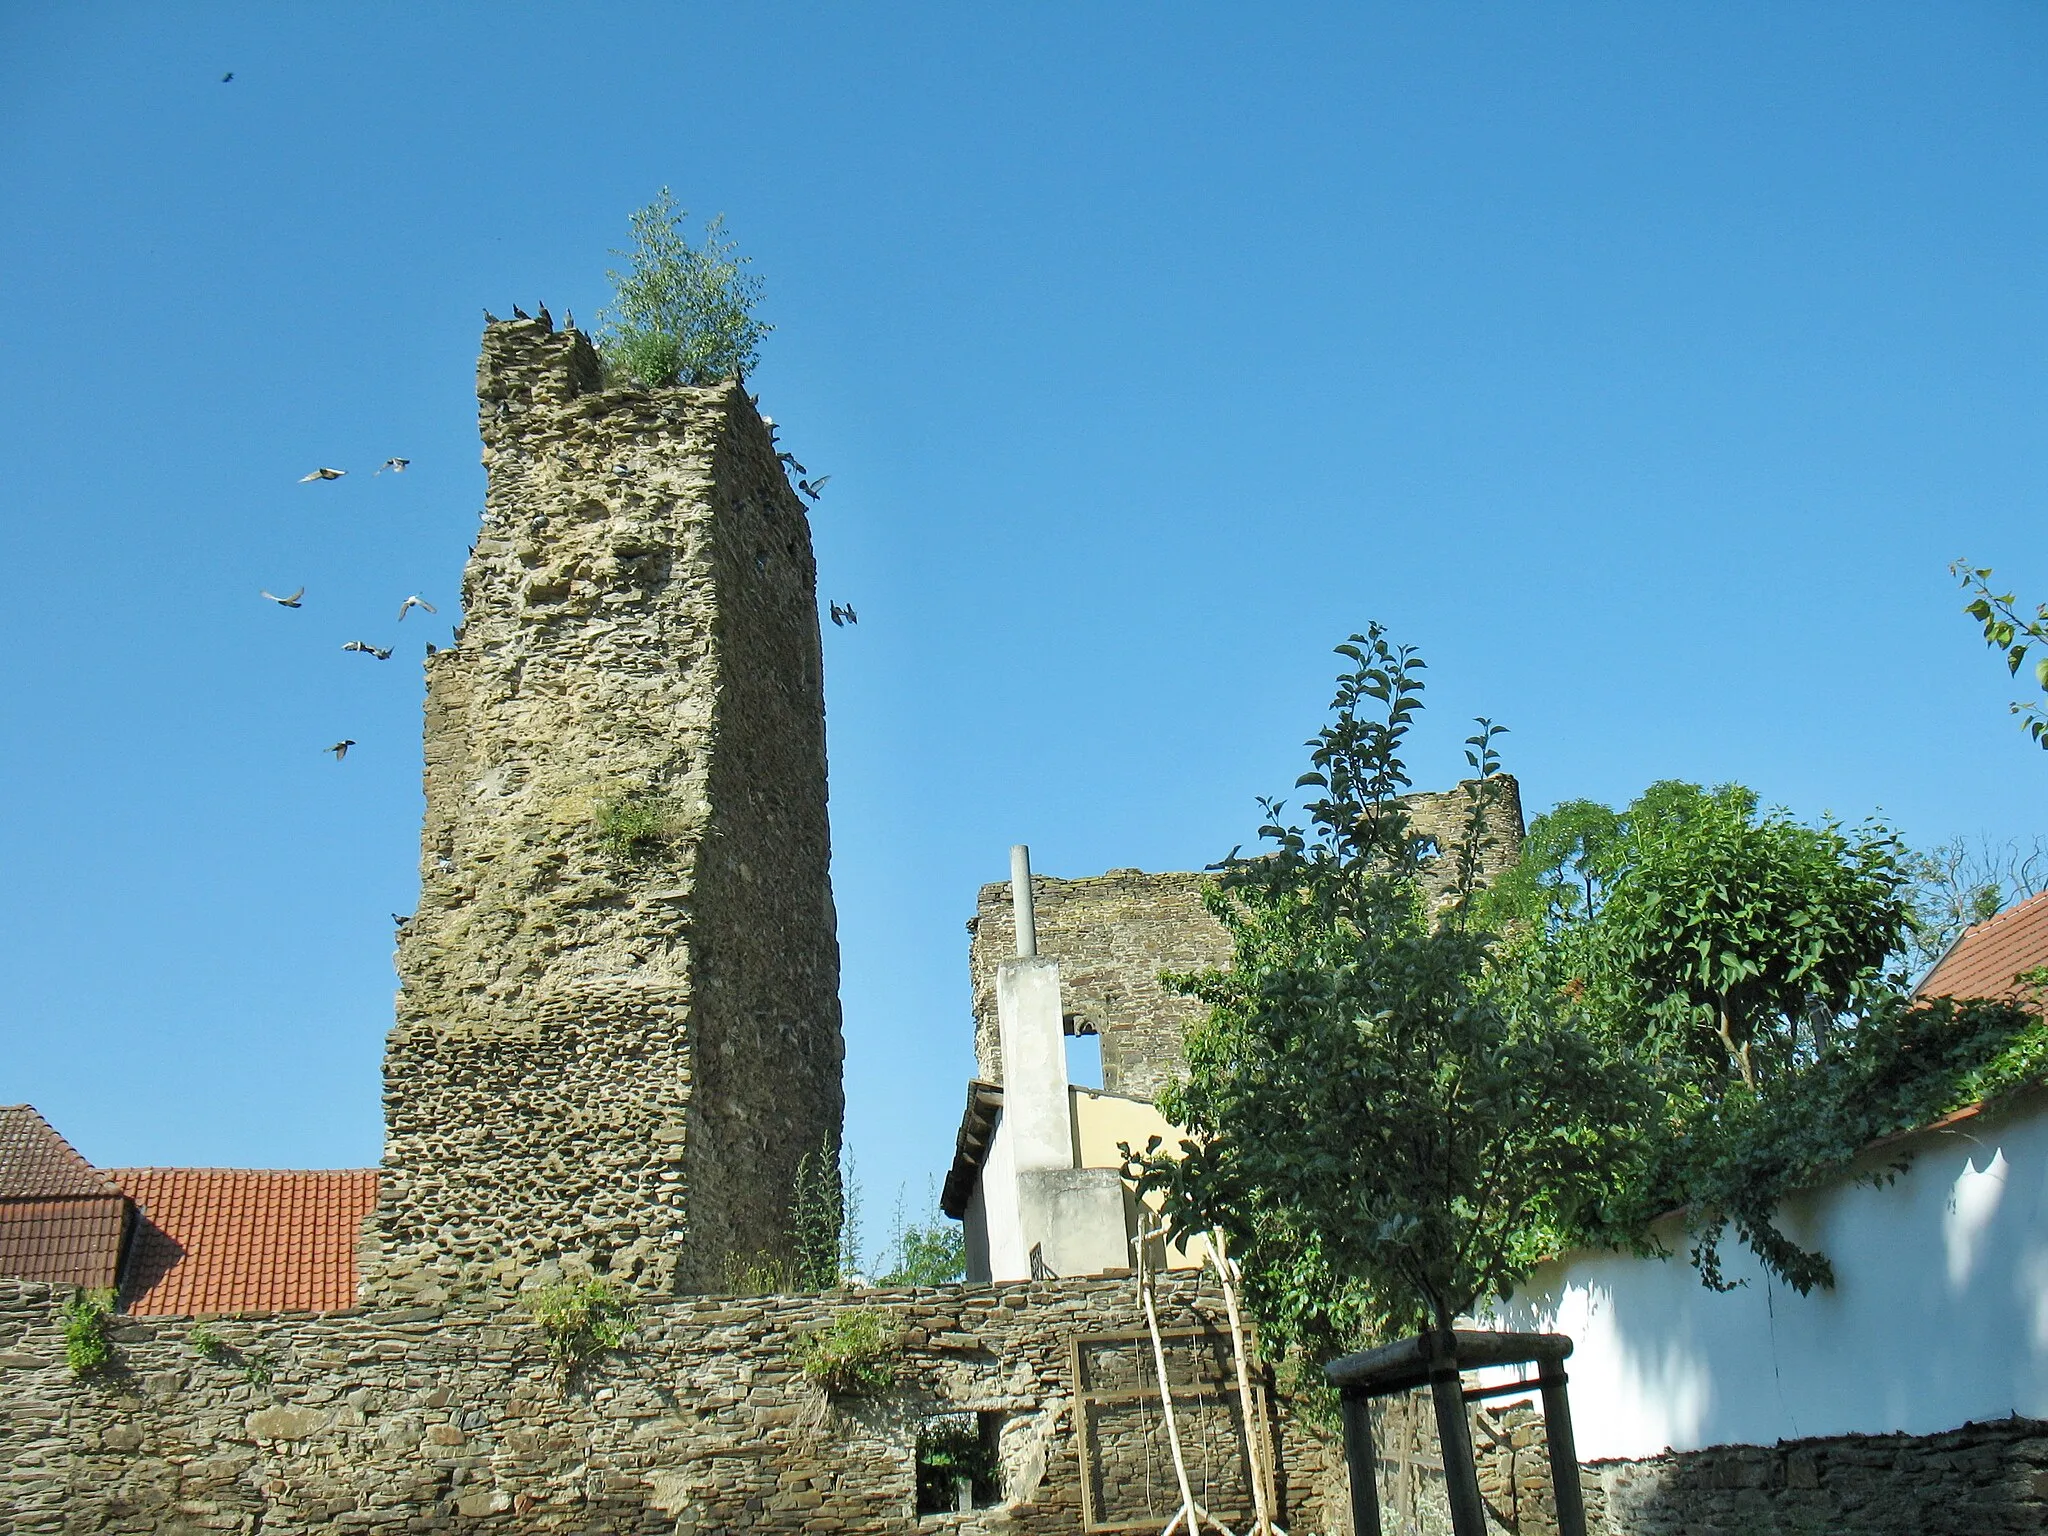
[360,318,844,1304]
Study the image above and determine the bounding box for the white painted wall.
[966,1108,1024,1284]
[1484,1088,2048,1461]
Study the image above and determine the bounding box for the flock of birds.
[268,424,858,765]
[776,450,856,623]
[266,460,436,764]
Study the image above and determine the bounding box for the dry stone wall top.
[0,1274,1349,1535]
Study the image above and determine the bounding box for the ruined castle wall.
[970,778,1526,1098]
[0,1275,1348,1535]
[365,320,841,1305]
[972,871,1226,1101]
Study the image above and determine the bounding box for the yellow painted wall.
[1069,1087,1205,1272]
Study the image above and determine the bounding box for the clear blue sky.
[2,4,2043,1259]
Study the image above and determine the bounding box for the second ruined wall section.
[970,776,1526,1098]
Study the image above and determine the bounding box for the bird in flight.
[397,595,437,621]
[300,467,345,482]
[343,641,393,660]
[829,602,858,627]
[327,740,355,761]
[798,475,831,501]
[221,72,234,83]
[260,587,305,608]
[778,451,808,476]
[376,457,410,475]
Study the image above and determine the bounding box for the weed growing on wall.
[593,794,686,864]
[528,1277,638,1369]
[189,1321,229,1362]
[61,1289,116,1376]
[793,1309,899,1396]
[790,1141,848,1290]
[598,189,770,388]
[188,1322,277,1387]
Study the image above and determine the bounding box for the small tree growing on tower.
[598,189,770,388]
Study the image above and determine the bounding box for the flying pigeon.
[300,467,345,482]
[221,72,234,83]
[260,587,305,608]
[829,602,858,627]
[778,451,808,476]
[327,740,355,761]
[396,594,437,621]
[376,457,410,475]
[797,476,830,501]
[342,641,393,660]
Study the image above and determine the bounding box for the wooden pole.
[1538,1357,1589,1536]
[1427,1334,1489,1536]
[1338,1391,1382,1536]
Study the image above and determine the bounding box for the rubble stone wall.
[365,319,842,1305]
[0,1274,1348,1535]
[1580,1418,2048,1536]
[970,777,1525,1097]
[1451,1397,2048,1536]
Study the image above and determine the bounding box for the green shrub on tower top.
[598,189,770,388]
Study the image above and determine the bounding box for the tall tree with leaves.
[1134,627,1645,1360]
[1597,789,1908,1090]
[598,189,771,388]
[1484,782,2042,1295]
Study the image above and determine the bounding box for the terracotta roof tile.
[0,1105,122,1201]
[1919,890,2048,1010]
[111,1168,379,1316]
[0,1196,129,1289]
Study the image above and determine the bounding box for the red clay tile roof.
[0,1107,132,1289]
[111,1167,379,1316]
[0,1105,122,1200]
[0,1196,130,1289]
[1919,891,2048,1010]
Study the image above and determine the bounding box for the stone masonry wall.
[1580,1419,2048,1536]
[0,1274,1349,1535]
[970,777,1526,1097]
[1403,1395,2048,1536]
[363,318,842,1306]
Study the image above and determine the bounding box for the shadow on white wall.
[1484,1089,2048,1460]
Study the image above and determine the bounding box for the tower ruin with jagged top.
[360,318,844,1305]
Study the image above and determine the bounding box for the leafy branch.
[1954,559,2048,750]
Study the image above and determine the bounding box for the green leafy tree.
[1955,559,2048,749]
[1134,627,1646,1359]
[877,1185,966,1286]
[598,189,770,388]
[1487,783,2044,1295]
[1596,790,1908,1090]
